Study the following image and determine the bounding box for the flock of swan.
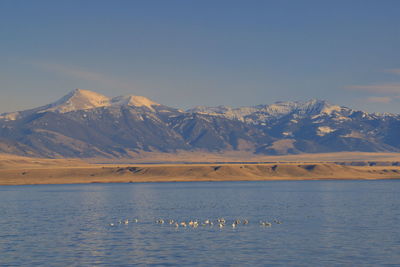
[109,218,282,229]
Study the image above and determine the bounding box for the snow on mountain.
[0,112,19,121]
[44,89,110,113]
[187,105,259,121]
[43,89,161,112]
[0,88,351,123]
[110,95,160,111]
[188,99,350,125]
[317,126,336,136]
[1,89,400,157]
[0,89,162,121]
[0,89,110,121]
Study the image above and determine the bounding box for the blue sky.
[1,0,400,113]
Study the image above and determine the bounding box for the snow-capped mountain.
[0,89,161,121]
[0,89,399,158]
[46,89,110,113]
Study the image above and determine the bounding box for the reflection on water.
[1,181,400,266]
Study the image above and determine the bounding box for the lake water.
[1,181,400,266]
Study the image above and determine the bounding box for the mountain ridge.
[1,89,399,158]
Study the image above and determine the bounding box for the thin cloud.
[384,69,400,75]
[346,83,400,94]
[364,96,392,103]
[346,68,400,103]
[27,61,135,90]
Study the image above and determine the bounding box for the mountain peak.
[111,95,160,111]
[300,99,343,115]
[46,89,110,113]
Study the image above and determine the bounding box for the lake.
[1,180,400,266]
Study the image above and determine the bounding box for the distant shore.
[2,152,400,185]
[1,163,400,186]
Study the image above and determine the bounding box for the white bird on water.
[218,218,226,224]
[260,221,272,227]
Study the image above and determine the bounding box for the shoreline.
[5,178,400,187]
[2,163,400,186]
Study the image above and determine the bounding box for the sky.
[1,0,400,113]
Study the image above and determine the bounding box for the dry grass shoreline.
[2,152,400,185]
[1,162,400,186]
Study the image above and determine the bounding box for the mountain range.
[1,89,399,158]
